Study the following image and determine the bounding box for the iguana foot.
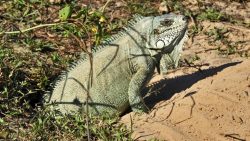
[131,103,149,114]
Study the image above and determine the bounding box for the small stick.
[0,23,66,35]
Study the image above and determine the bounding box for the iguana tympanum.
[47,13,188,116]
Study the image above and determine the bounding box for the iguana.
[47,13,188,116]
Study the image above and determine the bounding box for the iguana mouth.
[159,22,187,34]
[163,27,188,53]
[151,15,188,51]
[147,26,187,53]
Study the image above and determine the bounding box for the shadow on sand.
[143,61,242,109]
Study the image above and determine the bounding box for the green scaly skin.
[47,13,188,116]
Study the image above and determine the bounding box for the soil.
[121,1,250,140]
[122,60,250,140]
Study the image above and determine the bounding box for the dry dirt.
[121,1,250,140]
[122,59,250,140]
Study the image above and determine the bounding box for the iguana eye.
[153,29,160,34]
[160,19,173,26]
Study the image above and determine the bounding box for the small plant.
[164,0,184,12]
[25,106,132,140]
[189,24,203,36]
[205,27,229,42]
[127,1,157,16]
[197,8,227,22]
[205,27,246,56]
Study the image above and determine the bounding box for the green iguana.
[47,13,188,116]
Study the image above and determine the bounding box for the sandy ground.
[122,60,250,140]
[121,3,250,139]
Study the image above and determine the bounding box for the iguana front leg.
[128,67,154,113]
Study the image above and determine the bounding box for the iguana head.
[143,13,188,56]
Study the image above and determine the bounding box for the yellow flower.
[91,26,98,33]
[99,16,106,23]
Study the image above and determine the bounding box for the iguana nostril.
[182,16,187,21]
